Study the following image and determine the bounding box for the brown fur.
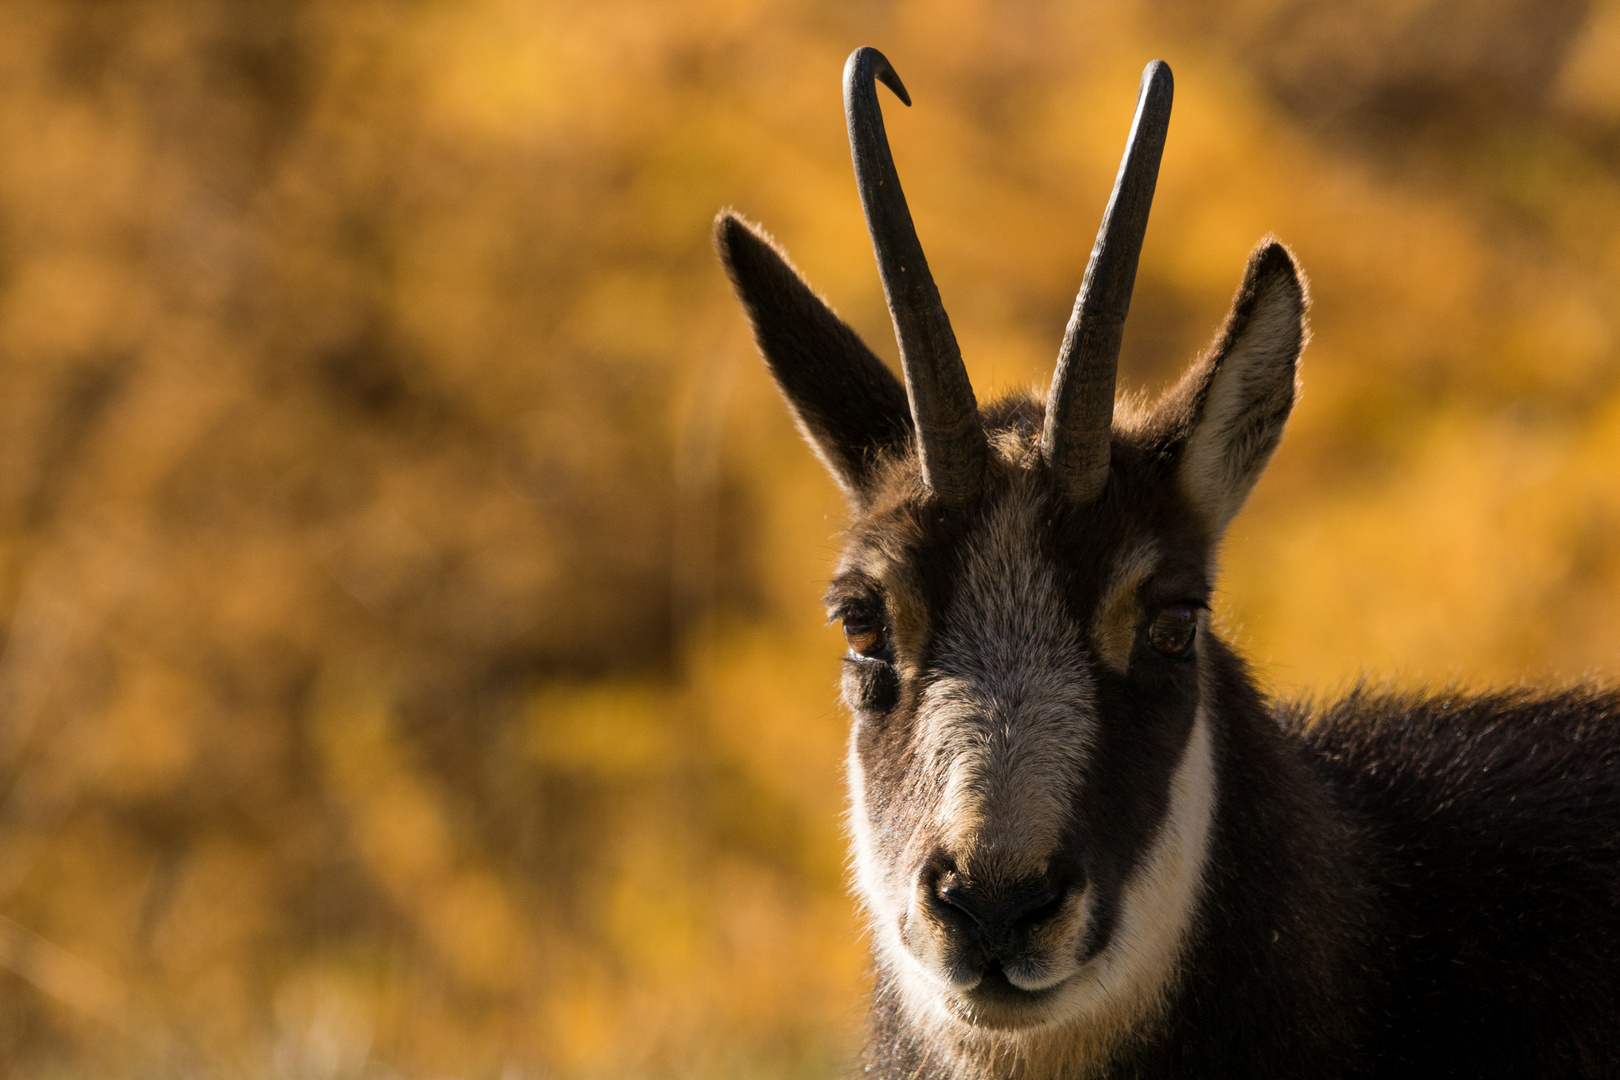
[715,83,1620,1074]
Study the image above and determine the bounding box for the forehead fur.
[841,389,1212,555]
[916,476,1096,882]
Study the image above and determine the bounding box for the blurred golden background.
[0,0,1617,1076]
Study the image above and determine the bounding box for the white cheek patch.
[1059,707,1216,1020]
[845,738,907,968]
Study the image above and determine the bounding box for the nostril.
[936,878,984,928]
[922,856,983,929]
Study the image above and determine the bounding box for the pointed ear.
[715,211,912,508]
[1157,239,1307,535]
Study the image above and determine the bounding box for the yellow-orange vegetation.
[0,0,1615,1076]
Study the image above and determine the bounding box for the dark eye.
[843,610,887,658]
[1148,604,1198,659]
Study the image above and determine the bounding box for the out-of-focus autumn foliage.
[0,0,1617,1076]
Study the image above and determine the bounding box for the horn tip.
[1142,59,1174,97]
[845,46,912,107]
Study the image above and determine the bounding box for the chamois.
[716,47,1620,1079]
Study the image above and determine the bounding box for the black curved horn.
[845,46,986,506]
[1042,60,1173,503]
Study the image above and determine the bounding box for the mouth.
[951,961,1073,1030]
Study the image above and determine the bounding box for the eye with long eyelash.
[841,608,887,658]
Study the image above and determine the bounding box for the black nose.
[932,867,1069,952]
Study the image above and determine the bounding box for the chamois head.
[717,48,1306,1051]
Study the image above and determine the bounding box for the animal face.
[717,46,1307,1047]
[829,413,1221,1034]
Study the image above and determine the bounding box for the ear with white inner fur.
[715,211,913,508]
[1163,239,1307,534]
